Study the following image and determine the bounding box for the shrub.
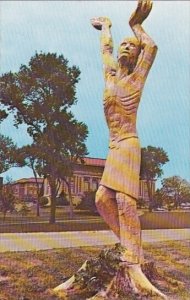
[72,196,81,207]
[77,191,98,214]
[0,183,16,221]
[56,196,69,206]
[136,197,146,209]
[56,191,69,206]
[39,196,49,207]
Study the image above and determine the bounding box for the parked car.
[181,203,190,209]
[181,204,190,210]
[153,207,167,212]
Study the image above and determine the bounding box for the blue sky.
[0,1,190,186]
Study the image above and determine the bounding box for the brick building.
[11,178,43,202]
[43,157,155,203]
[8,157,155,203]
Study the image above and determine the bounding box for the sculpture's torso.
[103,71,142,145]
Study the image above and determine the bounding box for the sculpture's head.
[117,37,141,71]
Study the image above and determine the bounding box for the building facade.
[43,157,155,203]
[8,157,155,203]
[11,178,43,202]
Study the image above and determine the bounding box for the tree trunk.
[49,197,56,224]
[66,179,74,219]
[36,179,45,217]
[48,176,57,224]
[36,198,40,217]
[49,182,57,224]
[146,180,153,211]
[31,161,41,217]
[3,211,6,222]
[53,244,168,300]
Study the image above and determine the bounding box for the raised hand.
[129,0,153,27]
[91,17,112,30]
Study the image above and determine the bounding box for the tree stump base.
[53,243,181,299]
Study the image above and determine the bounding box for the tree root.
[53,243,179,299]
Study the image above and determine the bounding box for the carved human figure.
[91,0,157,266]
[54,1,167,298]
[89,0,167,298]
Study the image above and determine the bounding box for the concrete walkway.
[0,229,190,253]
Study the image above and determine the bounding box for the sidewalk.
[0,229,190,253]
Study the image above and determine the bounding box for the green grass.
[0,240,189,299]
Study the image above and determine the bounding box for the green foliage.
[136,197,146,208]
[0,134,24,174]
[161,176,190,209]
[14,201,31,232]
[18,145,45,217]
[140,146,169,209]
[56,191,69,206]
[0,52,88,223]
[77,191,97,213]
[0,183,16,221]
[39,196,49,207]
[14,201,31,216]
[153,189,165,208]
[140,146,169,181]
[0,109,8,123]
[0,53,80,130]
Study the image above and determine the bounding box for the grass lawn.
[0,240,189,300]
[0,207,190,233]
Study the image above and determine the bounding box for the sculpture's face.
[118,37,141,68]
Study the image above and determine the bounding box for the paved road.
[0,229,189,253]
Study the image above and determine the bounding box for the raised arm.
[129,0,157,78]
[91,17,117,80]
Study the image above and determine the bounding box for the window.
[78,177,82,193]
[92,178,98,191]
[84,177,90,192]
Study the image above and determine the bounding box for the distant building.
[11,178,43,202]
[43,157,155,203]
[8,157,155,204]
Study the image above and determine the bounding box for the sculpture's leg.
[87,193,143,300]
[95,185,120,238]
[116,192,167,299]
[88,193,167,299]
[116,192,143,264]
[53,185,120,294]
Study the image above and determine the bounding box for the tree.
[0,134,23,174]
[0,179,16,221]
[14,201,31,232]
[161,176,190,209]
[18,144,45,217]
[153,188,165,208]
[0,52,88,223]
[140,146,169,210]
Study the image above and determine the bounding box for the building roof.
[13,178,44,184]
[11,157,105,184]
[83,157,105,167]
